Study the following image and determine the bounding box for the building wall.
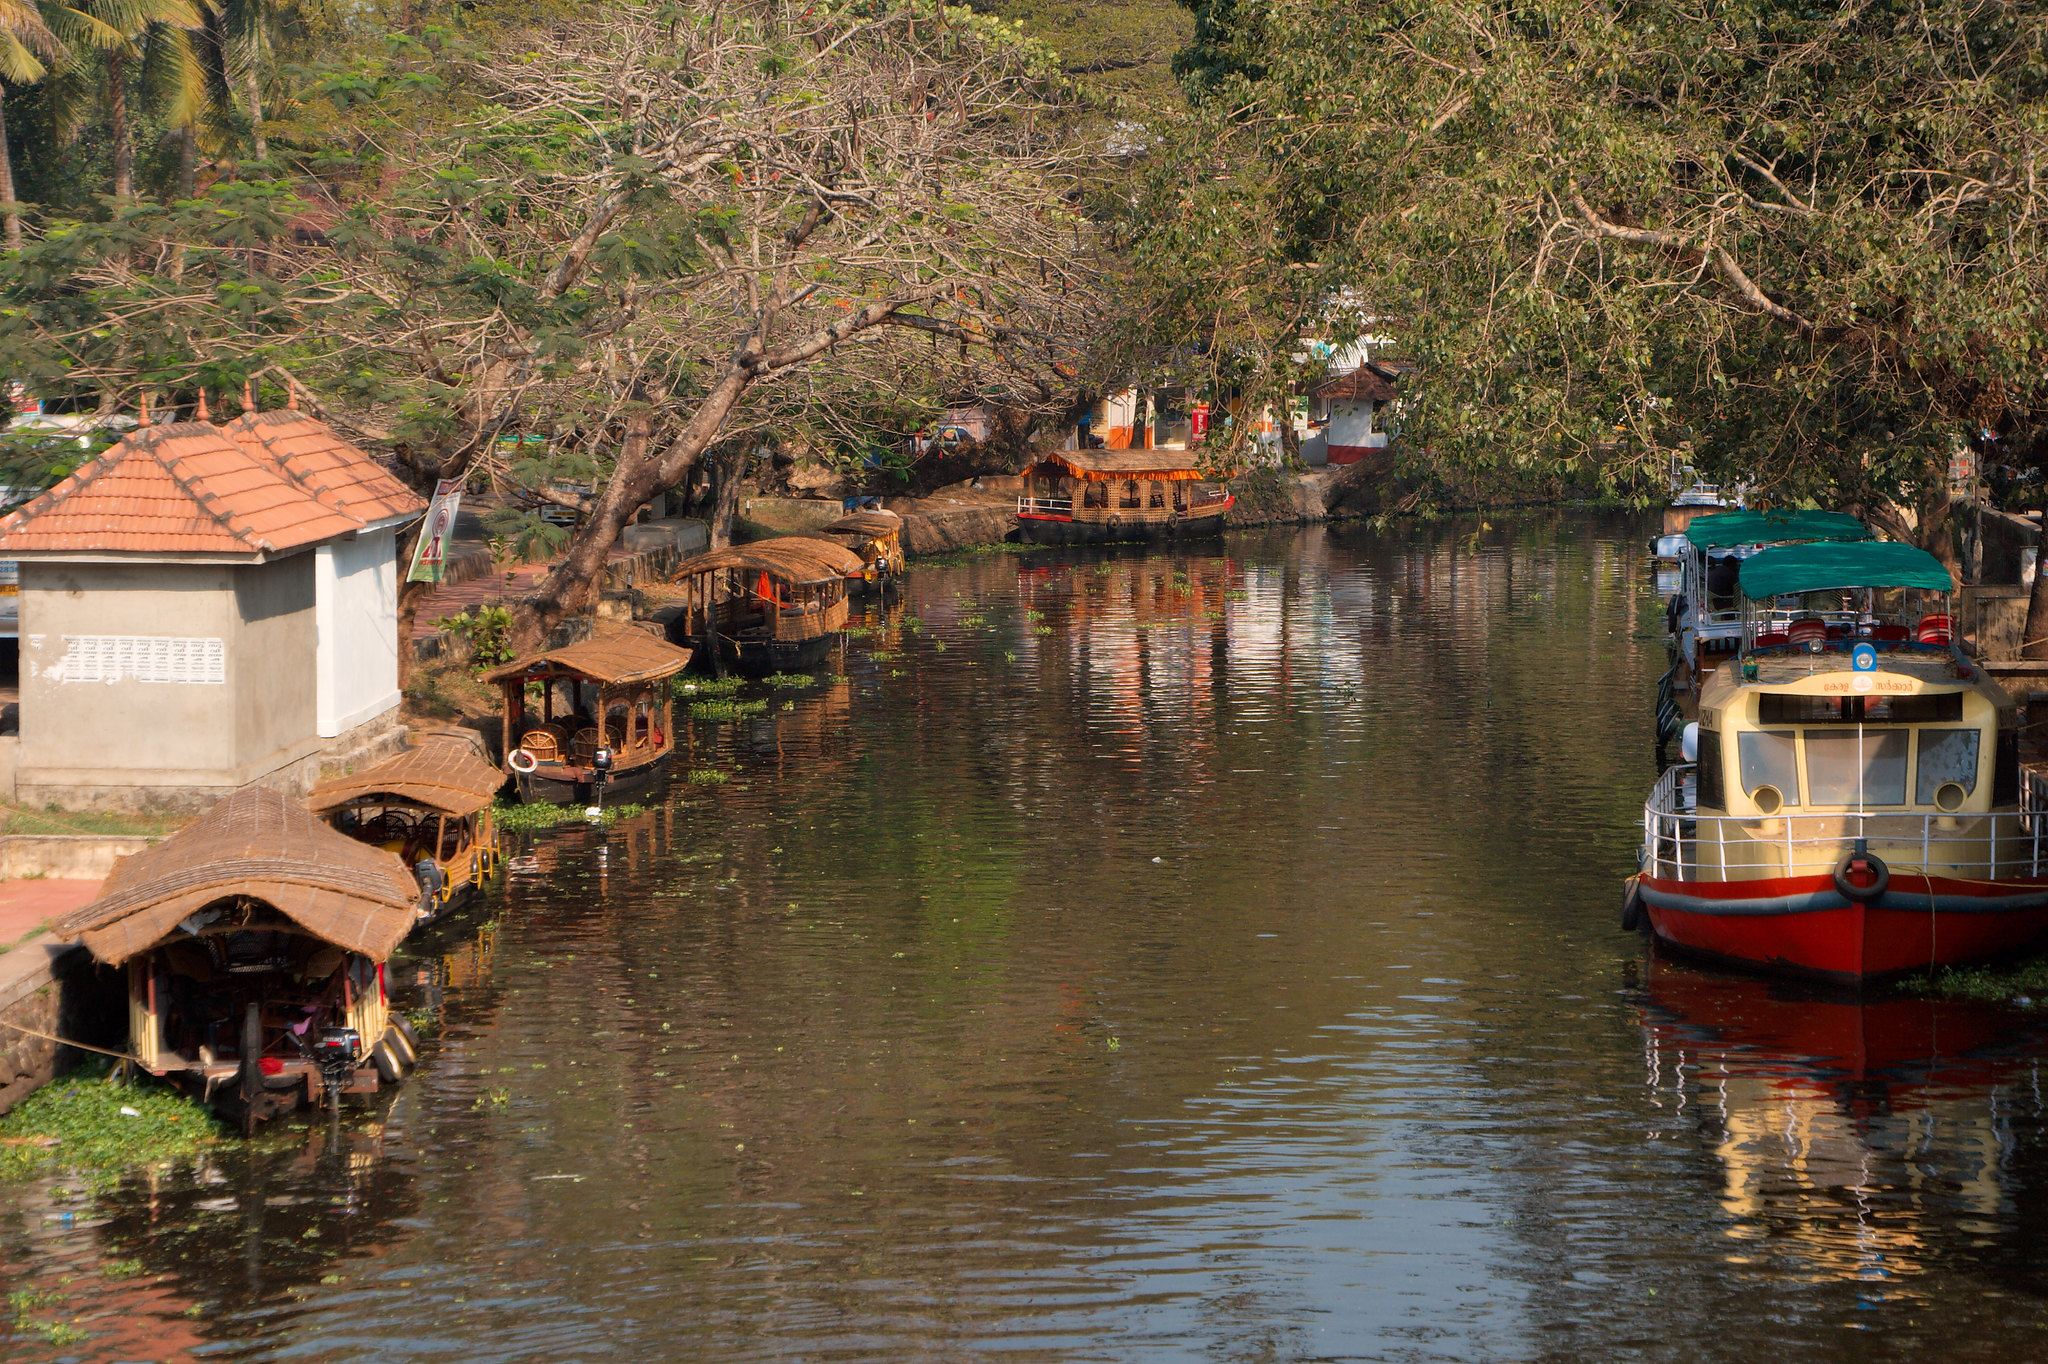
[1326,400,1388,465]
[315,530,400,738]
[19,563,241,781]
[232,556,318,770]
[16,556,324,806]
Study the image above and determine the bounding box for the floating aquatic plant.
[0,1062,222,1185]
[688,698,769,720]
[672,674,747,698]
[491,800,646,832]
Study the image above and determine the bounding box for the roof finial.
[242,378,255,414]
[195,388,210,423]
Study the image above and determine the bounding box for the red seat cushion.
[1753,632,1789,647]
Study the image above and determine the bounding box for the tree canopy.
[1137,0,2048,517]
[0,0,1104,644]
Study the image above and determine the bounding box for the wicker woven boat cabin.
[307,736,505,910]
[664,537,865,676]
[484,630,692,803]
[51,785,423,1128]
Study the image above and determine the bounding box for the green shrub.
[437,606,517,667]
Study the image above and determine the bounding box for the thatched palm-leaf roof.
[54,786,420,966]
[482,629,693,686]
[1026,450,1203,481]
[668,536,866,586]
[306,739,505,817]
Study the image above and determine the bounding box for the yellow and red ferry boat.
[1631,540,2048,983]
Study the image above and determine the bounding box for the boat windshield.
[1802,729,1908,806]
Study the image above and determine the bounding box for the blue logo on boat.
[1852,642,1878,672]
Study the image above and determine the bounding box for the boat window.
[1149,483,1165,508]
[1803,729,1909,806]
[1121,481,1140,509]
[1696,729,1724,809]
[1084,481,1107,508]
[1173,483,1187,510]
[1760,693,1963,724]
[1737,731,1800,806]
[1914,728,1980,803]
[1996,729,2021,804]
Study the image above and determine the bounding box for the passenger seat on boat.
[1785,618,1828,645]
[1753,631,1790,648]
[1872,624,1911,642]
[1916,614,1952,644]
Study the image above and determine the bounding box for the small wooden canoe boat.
[485,630,692,804]
[307,736,505,914]
[1014,450,1233,544]
[51,786,424,1131]
[662,537,865,676]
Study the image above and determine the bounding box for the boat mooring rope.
[0,1018,147,1065]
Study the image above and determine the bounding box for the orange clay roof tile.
[0,415,426,560]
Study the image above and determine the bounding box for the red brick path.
[0,879,102,948]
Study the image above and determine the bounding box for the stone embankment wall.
[0,945,121,1117]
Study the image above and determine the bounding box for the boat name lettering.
[1817,676,1913,695]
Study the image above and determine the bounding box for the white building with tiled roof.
[0,409,425,812]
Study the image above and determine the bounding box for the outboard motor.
[311,1027,362,1110]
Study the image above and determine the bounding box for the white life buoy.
[509,748,539,774]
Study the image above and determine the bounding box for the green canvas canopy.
[1684,509,1872,550]
[1740,541,1954,600]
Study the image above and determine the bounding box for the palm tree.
[0,0,121,247]
[211,0,271,162]
[37,0,203,199]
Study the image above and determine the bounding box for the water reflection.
[9,519,2048,1361]
[1639,957,2041,1291]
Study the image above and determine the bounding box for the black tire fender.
[393,1013,422,1054]
[371,1039,404,1085]
[1620,876,1646,932]
[1833,848,1890,903]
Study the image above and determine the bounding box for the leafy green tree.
[1131,0,2048,546]
[0,0,1103,653]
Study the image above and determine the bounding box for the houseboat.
[51,786,423,1132]
[1014,450,1234,544]
[814,510,906,595]
[662,537,865,675]
[1656,508,1872,748]
[307,736,505,913]
[1629,539,2048,983]
[487,630,691,803]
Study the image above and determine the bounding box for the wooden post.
[701,572,723,678]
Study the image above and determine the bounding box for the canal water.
[6,516,2048,1362]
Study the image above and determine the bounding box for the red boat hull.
[1640,870,2048,983]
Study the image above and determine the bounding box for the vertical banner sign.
[407,479,465,584]
[1190,404,1210,443]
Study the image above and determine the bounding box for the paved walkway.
[0,879,102,950]
[409,546,645,641]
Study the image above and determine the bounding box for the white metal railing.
[1642,763,2048,882]
[1018,496,1073,517]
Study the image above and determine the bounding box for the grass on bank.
[0,1062,223,1185]
[0,802,186,840]
[1907,956,2048,1004]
